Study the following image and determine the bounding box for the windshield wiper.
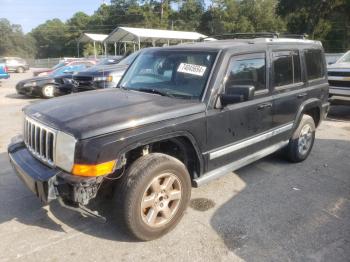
[133,88,175,98]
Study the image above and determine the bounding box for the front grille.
[329,80,350,88]
[24,117,57,166]
[328,71,350,77]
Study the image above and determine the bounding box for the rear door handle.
[257,103,272,110]
[297,93,307,98]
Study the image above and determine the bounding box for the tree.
[31,19,68,58]
[199,0,285,35]
[0,19,36,58]
[278,0,349,51]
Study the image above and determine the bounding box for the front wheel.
[115,153,191,241]
[41,84,55,98]
[286,115,316,162]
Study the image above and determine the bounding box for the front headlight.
[55,131,76,172]
[23,81,36,87]
[94,75,113,82]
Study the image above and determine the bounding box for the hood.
[77,64,128,76]
[33,68,51,73]
[328,62,350,70]
[24,89,205,139]
[19,76,54,84]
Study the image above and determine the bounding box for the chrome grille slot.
[23,117,57,166]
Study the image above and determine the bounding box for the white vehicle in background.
[327,51,350,97]
[0,57,29,73]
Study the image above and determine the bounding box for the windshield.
[52,62,67,70]
[119,50,217,100]
[337,51,350,63]
[118,51,140,66]
[97,57,123,65]
[49,64,86,77]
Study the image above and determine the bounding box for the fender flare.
[293,98,322,131]
[117,131,204,176]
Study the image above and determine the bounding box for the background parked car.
[70,51,140,94]
[325,53,344,65]
[95,56,124,66]
[327,50,350,98]
[0,57,29,73]
[33,59,97,77]
[0,62,10,79]
[16,61,94,98]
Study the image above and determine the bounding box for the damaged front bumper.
[8,137,106,221]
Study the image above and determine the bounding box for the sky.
[0,0,104,33]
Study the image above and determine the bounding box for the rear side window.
[305,49,325,80]
[273,50,301,87]
[226,53,266,92]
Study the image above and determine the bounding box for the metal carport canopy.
[78,33,108,43]
[77,33,109,58]
[104,27,207,44]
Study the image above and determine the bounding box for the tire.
[115,153,191,241]
[41,84,55,98]
[16,67,25,73]
[286,115,315,162]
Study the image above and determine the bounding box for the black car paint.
[71,64,129,92]
[16,75,75,97]
[9,40,329,207]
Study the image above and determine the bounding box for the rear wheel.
[16,67,25,73]
[115,153,191,241]
[286,115,315,162]
[41,84,55,98]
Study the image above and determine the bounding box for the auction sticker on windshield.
[177,63,207,76]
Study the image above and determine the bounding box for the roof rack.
[205,32,308,41]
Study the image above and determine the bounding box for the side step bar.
[193,140,289,187]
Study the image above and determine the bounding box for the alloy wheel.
[43,85,55,98]
[298,124,313,155]
[141,172,182,228]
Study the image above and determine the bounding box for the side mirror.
[220,85,255,107]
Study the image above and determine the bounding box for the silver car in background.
[0,57,29,73]
[327,51,350,97]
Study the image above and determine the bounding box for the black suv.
[8,38,329,241]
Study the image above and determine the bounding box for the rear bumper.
[0,73,10,79]
[8,137,101,205]
[329,87,350,97]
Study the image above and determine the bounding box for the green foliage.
[0,19,36,58]
[2,0,349,58]
[277,0,350,52]
[31,19,69,58]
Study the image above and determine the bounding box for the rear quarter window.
[273,50,301,87]
[305,49,325,80]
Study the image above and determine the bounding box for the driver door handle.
[257,103,272,110]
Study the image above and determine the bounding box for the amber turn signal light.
[72,160,116,177]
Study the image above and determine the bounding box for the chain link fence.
[27,58,62,68]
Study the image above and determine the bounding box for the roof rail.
[279,33,309,39]
[204,32,309,41]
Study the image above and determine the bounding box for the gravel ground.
[0,71,349,262]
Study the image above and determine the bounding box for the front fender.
[116,131,204,175]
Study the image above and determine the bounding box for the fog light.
[72,160,116,177]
